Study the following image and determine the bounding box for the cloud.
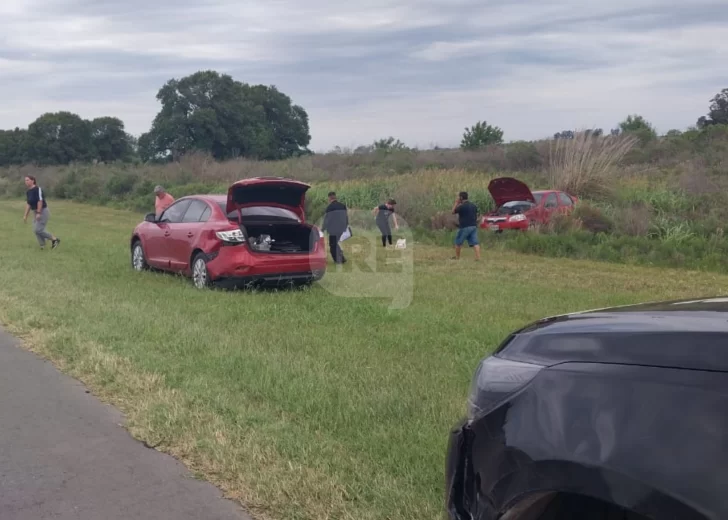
[0,0,727,151]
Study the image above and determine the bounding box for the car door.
[558,192,575,215]
[169,199,211,272]
[150,199,192,270]
[542,193,559,222]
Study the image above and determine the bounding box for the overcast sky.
[1,0,727,151]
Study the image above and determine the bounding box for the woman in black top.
[23,175,60,250]
[372,199,399,247]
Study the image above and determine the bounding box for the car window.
[160,199,192,223]
[217,203,300,222]
[182,199,209,223]
[544,193,558,209]
[199,206,211,222]
[558,193,573,206]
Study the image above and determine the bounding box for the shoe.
[52,238,60,249]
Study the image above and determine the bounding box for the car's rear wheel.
[191,253,212,289]
[131,240,149,271]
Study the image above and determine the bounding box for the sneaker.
[51,238,60,249]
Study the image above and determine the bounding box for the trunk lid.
[487,177,536,207]
[226,177,310,222]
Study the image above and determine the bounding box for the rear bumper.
[205,244,327,282]
[214,269,325,289]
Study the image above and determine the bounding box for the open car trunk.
[242,222,318,254]
[223,178,318,254]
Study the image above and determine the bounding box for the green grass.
[1,200,728,520]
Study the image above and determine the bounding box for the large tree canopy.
[139,70,311,162]
[25,111,94,165]
[697,88,728,128]
[90,116,134,163]
[0,112,134,166]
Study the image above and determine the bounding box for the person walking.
[154,185,175,218]
[321,191,348,264]
[23,175,60,250]
[372,199,399,248]
[452,191,481,261]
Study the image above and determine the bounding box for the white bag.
[395,238,407,249]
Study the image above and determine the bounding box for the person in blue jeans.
[452,191,481,261]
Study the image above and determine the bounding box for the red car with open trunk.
[480,177,579,232]
[130,177,327,289]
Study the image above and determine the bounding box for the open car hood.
[487,177,536,207]
[226,177,310,221]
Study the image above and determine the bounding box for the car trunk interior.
[242,222,317,254]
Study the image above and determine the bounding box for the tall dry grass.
[548,130,640,198]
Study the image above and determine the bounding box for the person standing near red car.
[372,199,399,248]
[452,191,481,261]
[154,185,175,218]
[322,191,348,264]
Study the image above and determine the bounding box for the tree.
[586,128,604,137]
[90,117,133,162]
[373,136,409,152]
[25,111,94,165]
[0,128,28,166]
[140,70,311,161]
[618,114,657,143]
[460,121,504,150]
[697,88,728,128]
[554,129,602,140]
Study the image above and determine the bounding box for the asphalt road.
[0,327,251,520]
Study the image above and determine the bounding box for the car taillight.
[215,229,245,245]
[467,356,543,420]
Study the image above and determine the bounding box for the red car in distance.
[130,177,327,289]
[480,177,579,232]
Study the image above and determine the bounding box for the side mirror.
[144,212,157,223]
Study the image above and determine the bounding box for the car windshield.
[533,193,544,204]
[497,201,534,215]
[217,203,300,222]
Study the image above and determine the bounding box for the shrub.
[105,172,139,197]
[548,130,639,199]
[571,203,614,234]
[613,203,651,236]
[504,141,543,170]
[544,212,582,234]
[430,211,459,230]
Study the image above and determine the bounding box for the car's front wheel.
[131,240,149,271]
[191,253,212,289]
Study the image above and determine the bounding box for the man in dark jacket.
[452,191,480,260]
[321,191,348,264]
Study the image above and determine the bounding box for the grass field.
[1,200,728,520]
